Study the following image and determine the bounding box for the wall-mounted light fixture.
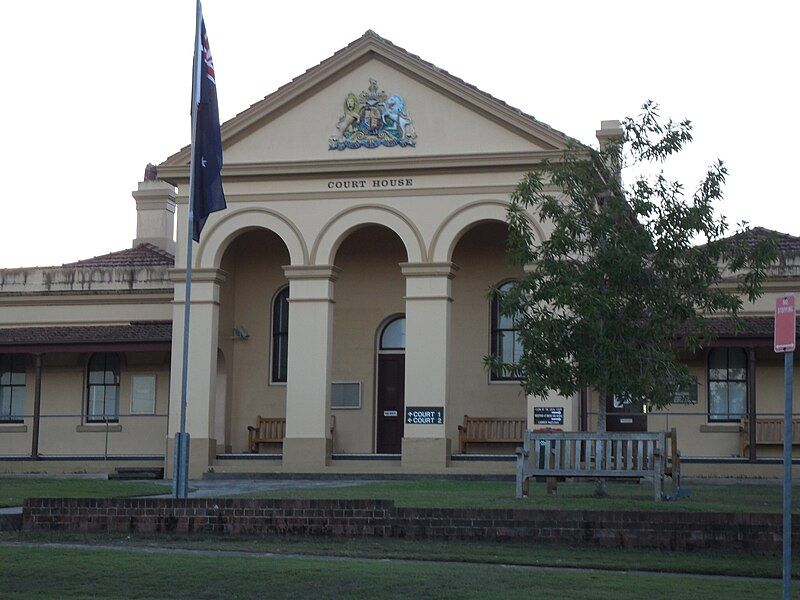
[231,325,249,341]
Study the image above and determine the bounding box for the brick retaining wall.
[22,497,800,555]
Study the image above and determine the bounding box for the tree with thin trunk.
[486,102,776,493]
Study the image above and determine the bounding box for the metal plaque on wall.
[405,407,444,425]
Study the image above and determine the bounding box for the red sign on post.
[774,293,796,353]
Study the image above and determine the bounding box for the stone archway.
[311,205,425,266]
[196,207,308,269]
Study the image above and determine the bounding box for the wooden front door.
[376,354,405,453]
[605,395,647,432]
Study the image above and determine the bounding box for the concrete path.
[0,540,794,585]
[149,478,373,498]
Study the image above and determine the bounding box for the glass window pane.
[512,332,523,364]
[106,386,119,418]
[88,386,105,417]
[0,387,11,417]
[728,382,747,418]
[5,355,25,384]
[0,356,9,386]
[10,387,24,417]
[497,311,515,330]
[381,318,405,350]
[106,354,120,384]
[88,354,105,384]
[272,334,287,383]
[708,348,727,380]
[728,348,747,381]
[709,382,728,420]
[499,330,514,364]
[273,287,289,334]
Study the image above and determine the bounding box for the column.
[401,262,458,470]
[30,354,43,460]
[282,265,339,471]
[747,347,757,462]
[166,268,226,478]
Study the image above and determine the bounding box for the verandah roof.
[0,321,172,354]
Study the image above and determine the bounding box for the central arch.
[311,205,426,265]
[329,225,408,454]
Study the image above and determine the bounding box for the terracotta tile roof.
[702,227,800,255]
[0,321,172,347]
[705,316,799,339]
[61,244,175,268]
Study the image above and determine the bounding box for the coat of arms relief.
[329,78,417,150]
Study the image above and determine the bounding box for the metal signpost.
[775,293,796,599]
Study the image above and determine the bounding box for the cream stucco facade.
[1,31,798,478]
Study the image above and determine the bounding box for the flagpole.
[174,0,204,499]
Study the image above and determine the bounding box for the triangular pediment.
[159,31,575,176]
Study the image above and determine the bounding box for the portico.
[152,30,575,476]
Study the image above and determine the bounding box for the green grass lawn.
[3,531,795,580]
[235,478,800,513]
[0,478,170,507]
[0,544,783,599]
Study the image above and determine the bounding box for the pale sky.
[0,0,797,268]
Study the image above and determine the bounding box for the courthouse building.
[1,32,798,478]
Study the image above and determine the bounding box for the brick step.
[109,467,164,480]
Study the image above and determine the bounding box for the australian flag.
[191,13,226,242]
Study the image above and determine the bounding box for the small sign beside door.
[405,407,444,425]
[383,410,398,417]
[533,407,564,426]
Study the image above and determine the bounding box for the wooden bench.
[457,415,526,454]
[740,418,800,457]
[516,429,681,501]
[248,415,336,453]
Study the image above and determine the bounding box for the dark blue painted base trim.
[451,454,516,462]
[682,456,800,464]
[332,454,401,461]
[215,453,282,461]
[0,455,164,462]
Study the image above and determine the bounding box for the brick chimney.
[132,164,176,255]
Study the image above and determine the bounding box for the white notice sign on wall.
[130,375,156,415]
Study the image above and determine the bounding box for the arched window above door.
[380,317,405,351]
